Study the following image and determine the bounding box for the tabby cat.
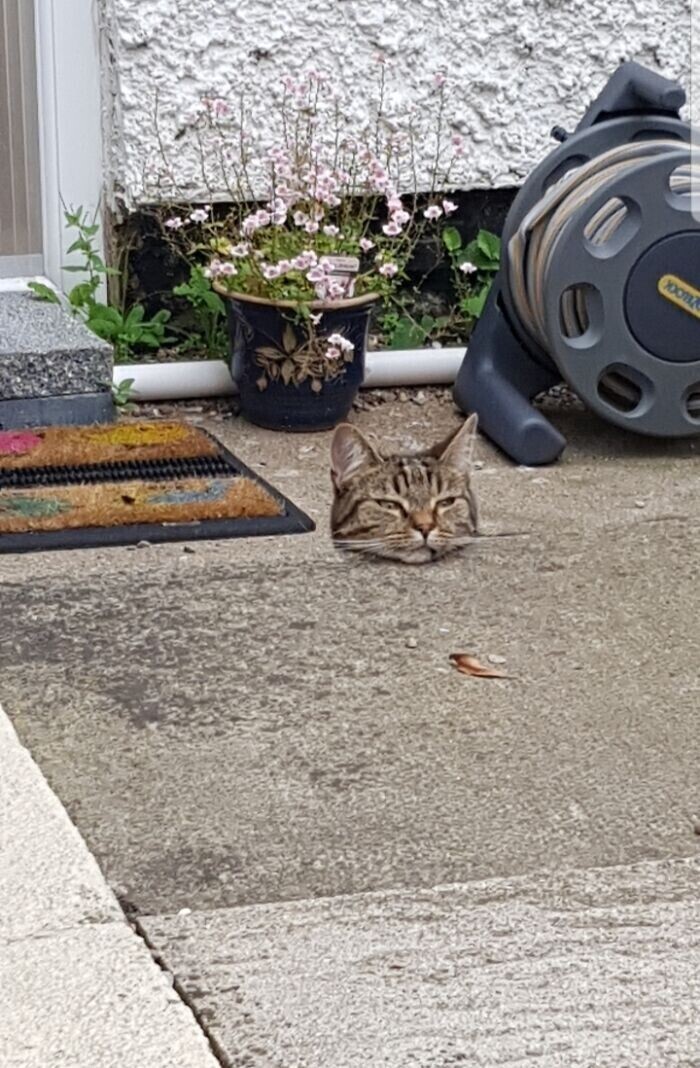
[330,414,479,564]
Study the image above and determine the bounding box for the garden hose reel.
[454,62,700,464]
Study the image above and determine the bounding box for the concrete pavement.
[0,707,220,1068]
[2,390,700,1065]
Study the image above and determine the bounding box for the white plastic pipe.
[113,348,465,402]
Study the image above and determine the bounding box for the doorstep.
[0,287,114,429]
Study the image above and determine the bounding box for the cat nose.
[411,510,435,537]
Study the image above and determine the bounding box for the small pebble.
[411,391,427,406]
[136,540,151,549]
[183,545,196,554]
[178,907,192,916]
[487,654,507,665]
[634,499,647,508]
[398,390,409,403]
[405,637,418,649]
[473,460,484,470]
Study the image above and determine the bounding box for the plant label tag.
[324,255,360,296]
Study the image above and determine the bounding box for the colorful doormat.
[0,422,314,553]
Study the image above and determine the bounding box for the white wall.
[100,0,691,210]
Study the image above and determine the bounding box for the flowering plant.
[153,65,466,327]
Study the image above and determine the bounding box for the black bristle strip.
[0,454,235,489]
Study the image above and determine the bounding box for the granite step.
[0,289,114,428]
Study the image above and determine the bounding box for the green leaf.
[87,317,119,340]
[66,238,91,255]
[68,282,97,308]
[89,303,123,326]
[461,282,492,320]
[125,304,145,328]
[389,316,428,350]
[476,229,501,263]
[459,242,499,272]
[442,226,462,253]
[27,281,60,304]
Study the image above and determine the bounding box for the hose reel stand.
[454,62,700,464]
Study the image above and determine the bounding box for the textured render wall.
[100,0,691,209]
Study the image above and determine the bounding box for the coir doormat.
[0,422,314,553]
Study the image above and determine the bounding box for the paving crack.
[116,895,233,1068]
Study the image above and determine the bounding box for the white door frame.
[34,0,105,292]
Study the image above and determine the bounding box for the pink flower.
[451,134,465,157]
[443,200,458,216]
[327,332,354,352]
[382,221,402,237]
[165,216,183,230]
[231,243,250,258]
[323,224,340,237]
[292,251,318,270]
[188,208,209,224]
[327,281,347,300]
[242,210,271,236]
[262,264,282,280]
[387,194,403,212]
[325,346,341,360]
[392,209,411,226]
[219,262,237,277]
[293,211,308,227]
[459,260,477,274]
[306,267,326,283]
[434,71,446,89]
[359,237,375,252]
[305,220,320,234]
[379,262,399,278]
[423,205,443,220]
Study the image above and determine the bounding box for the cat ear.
[330,424,381,488]
[439,413,478,474]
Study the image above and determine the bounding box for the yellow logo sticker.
[658,274,700,321]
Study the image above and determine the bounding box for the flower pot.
[216,289,378,432]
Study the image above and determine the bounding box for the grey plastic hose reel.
[453,61,700,464]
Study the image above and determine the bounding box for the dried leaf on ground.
[449,653,509,679]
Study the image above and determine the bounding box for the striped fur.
[330,414,479,564]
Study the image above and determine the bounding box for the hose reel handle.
[576,61,686,130]
[629,65,686,113]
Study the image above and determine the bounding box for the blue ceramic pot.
[219,290,378,432]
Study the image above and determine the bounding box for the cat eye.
[438,496,459,508]
[377,498,407,515]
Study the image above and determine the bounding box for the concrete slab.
[142,857,700,1068]
[3,924,220,1068]
[0,703,220,1067]
[1,499,699,914]
[2,395,700,1063]
[0,291,112,398]
[0,706,120,941]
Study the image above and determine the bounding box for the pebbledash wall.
[98,0,691,212]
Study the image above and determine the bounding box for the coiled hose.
[506,140,700,410]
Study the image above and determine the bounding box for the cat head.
[330,414,479,564]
